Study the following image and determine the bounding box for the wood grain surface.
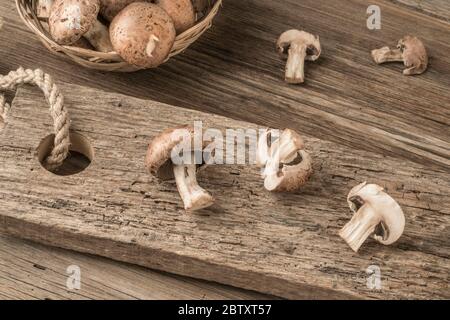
[0,83,448,299]
[0,0,449,170]
[391,0,450,22]
[0,0,449,300]
[0,232,271,300]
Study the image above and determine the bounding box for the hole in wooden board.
[37,132,94,176]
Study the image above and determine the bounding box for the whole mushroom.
[110,2,176,68]
[145,126,214,211]
[277,30,321,84]
[257,128,313,192]
[339,182,406,252]
[49,0,113,52]
[99,0,153,21]
[371,35,428,75]
[154,0,196,34]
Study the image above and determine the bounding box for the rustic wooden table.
[0,0,449,299]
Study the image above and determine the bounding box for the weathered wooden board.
[0,232,270,300]
[0,83,448,299]
[1,0,449,172]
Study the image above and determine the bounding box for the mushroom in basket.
[109,2,176,68]
[48,0,113,52]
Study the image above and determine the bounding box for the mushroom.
[339,182,405,252]
[145,126,214,211]
[154,0,196,34]
[98,0,147,21]
[371,35,428,75]
[277,30,321,84]
[191,0,210,19]
[257,128,313,192]
[37,0,55,18]
[110,2,176,68]
[49,0,113,52]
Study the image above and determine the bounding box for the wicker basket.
[16,0,222,72]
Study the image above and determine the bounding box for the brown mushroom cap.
[145,125,194,180]
[110,2,176,68]
[154,0,196,34]
[398,35,428,75]
[49,0,101,45]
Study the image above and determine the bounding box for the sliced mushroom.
[257,128,313,192]
[49,0,113,52]
[110,2,176,68]
[339,182,406,252]
[145,126,214,211]
[277,30,321,84]
[371,35,428,75]
[154,0,196,34]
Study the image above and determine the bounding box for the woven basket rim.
[15,0,222,72]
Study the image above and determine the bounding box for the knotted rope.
[0,67,70,170]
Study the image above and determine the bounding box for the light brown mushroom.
[110,2,176,68]
[371,35,428,75]
[145,126,214,211]
[277,30,321,84]
[339,182,406,252]
[49,0,113,52]
[154,0,196,34]
[257,128,313,192]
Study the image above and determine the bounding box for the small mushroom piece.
[145,126,214,211]
[37,0,55,18]
[257,128,313,192]
[154,0,196,34]
[110,2,176,68]
[277,30,321,84]
[191,0,210,19]
[49,0,113,52]
[371,35,428,75]
[339,182,406,252]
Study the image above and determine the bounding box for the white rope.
[0,67,70,170]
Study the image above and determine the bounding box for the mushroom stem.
[339,205,381,252]
[173,162,214,211]
[145,35,160,58]
[285,42,308,84]
[371,46,403,64]
[83,19,113,52]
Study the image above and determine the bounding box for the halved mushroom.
[49,0,113,52]
[371,35,428,75]
[257,128,313,192]
[277,30,321,84]
[145,126,214,211]
[110,2,176,68]
[154,0,195,34]
[339,182,406,252]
